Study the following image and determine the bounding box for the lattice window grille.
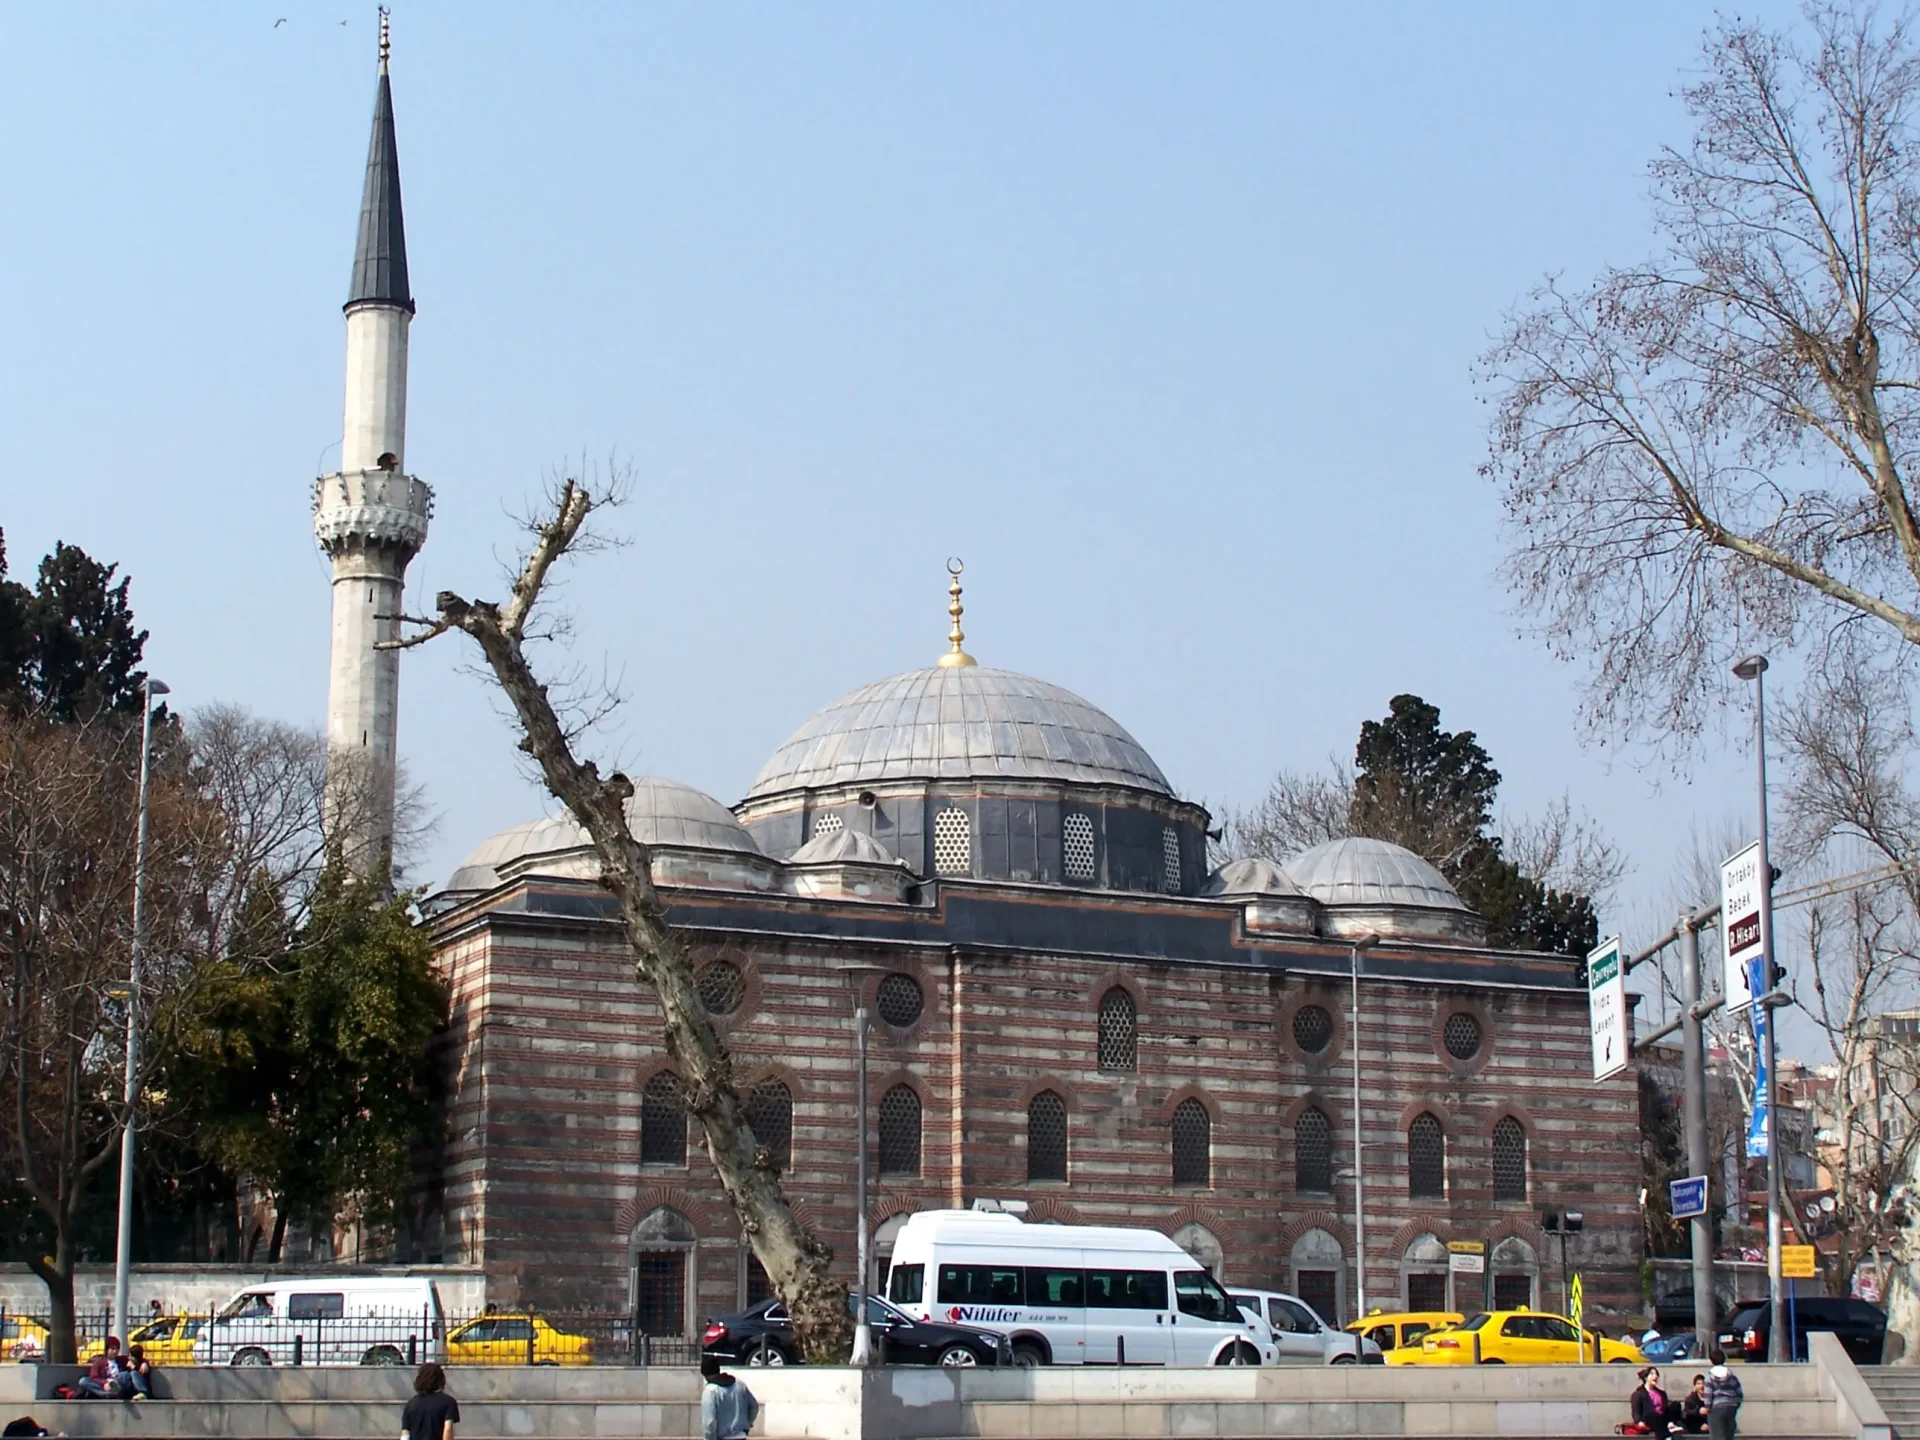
[1408,1112,1446,1199]
[640,1071,687,1166]
[1443,1013,1483,1061]
[1292,1004,1333,1055]
[745,1081,793,1171]
[697,961,746,1016]
[1097,987,1137,1072]
[1491,1116,1527,1201]
[933,808,971,876]
[877,1084,922,1177]
[1295,1107,1333,1193]
[812,813,844,839]
[1171,1098,1211,1186]
[877,972,925,1027]
[1063,813,1096,880]
[1161,827,1182,893]
[1027,1090,1068,1182]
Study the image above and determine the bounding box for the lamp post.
[1540,1208,1584,1319]
[1348,933,1378,1321]
[1734,653,1786,1365]
[835,964,884,1366]
[112,676,169,1346]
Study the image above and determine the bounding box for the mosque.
[315,36,1643,1337]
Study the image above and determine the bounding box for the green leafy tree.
[0,530,150,720]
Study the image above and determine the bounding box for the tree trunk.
[418,502,852,1362]
[27,1235,78,1364]
[268,1209,288,1264]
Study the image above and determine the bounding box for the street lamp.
[1540,1207,1584,1319]
[1734,653,1787,1365]
[112,676,169,1346]
[1347,932,1378,1321]
[835,963,885,1366]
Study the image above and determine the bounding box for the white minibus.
[883,1210,1278,1367]
[199,1276,444,1367]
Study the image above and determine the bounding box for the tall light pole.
[112,676,169,1345]
[1734,653,1786,1365]
[835,964,883,1366]
[1348,933,1378,1321]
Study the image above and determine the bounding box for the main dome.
[745,666,1171,799]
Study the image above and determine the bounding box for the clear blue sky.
[0,2,1805,1005]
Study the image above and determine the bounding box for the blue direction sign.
[1670,1175,1709,1220]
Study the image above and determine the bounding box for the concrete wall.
[0,1264,487,1320]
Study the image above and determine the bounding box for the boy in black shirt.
[401,1363,459,1440]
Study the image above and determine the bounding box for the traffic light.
[1771,962,1788,990]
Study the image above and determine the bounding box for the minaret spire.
[313,18,432,873]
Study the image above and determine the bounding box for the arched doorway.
[629,1206,696,1341]
[1401,1233,1448,1313]
[873,1214,909,1297]
[1289,1228,1346,1326]
[1171,1221,1225,1281]
[1490,1236,1538,1311]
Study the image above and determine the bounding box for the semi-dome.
[1202,856,1306,899]
[445,776,758,892]
[746,666,1171,799]
[787,829,906,868]
[1283,837,1467,911]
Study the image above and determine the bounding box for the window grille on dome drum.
[746,1080,793,1171]
[933,808,971,875]
[1161,827,1182,893]
[1295,1106,1333,1193]
[1491,1116,1527,1201]
[1063,813,1096,880]
[1097,987,1137,1072]
[697,961,745,1016]
[641,1071,686,1166]
[1292,1004,1333,1055]
[878,1085,922,1177]
[1443,1013,1483,1061]
[1171,1099,1210,1186]
[877,973,924,1027]
[1027,1090,1067,1182]
[813,813,844,839]
[1408,1112,1445,1199]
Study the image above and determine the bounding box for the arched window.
[812,813,844,839]
[1097,987,1137,1072]
[697,960,745,1015]
[745,1080,792,1172]
[1160,827,1182,893]
[1290,1227,1345,1327]
[1408,1112,1445,1199]
[1491,1116,1527,1201]
[878,1085,922,1177]
[641,1071,686,1166]
[1171,1098,1210,1186]
[1028,1090,1068,1182]
[1295,1107,1333,1194]
[1490,1236,1538,1311]
[1171,1221,1224,1280]
[1063,812,1097,880]
[1402,1232,1448,1313]
[630,1206,696,1338]
[933,808,971,875]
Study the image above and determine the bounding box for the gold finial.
[378,6,391,74]
[937,557,977,668]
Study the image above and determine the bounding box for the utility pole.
[1678,915,1717,1355]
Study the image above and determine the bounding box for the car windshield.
[1726,1304,1766,1328]
[220,1293,272,1319]
[1455,1314,1492,1332]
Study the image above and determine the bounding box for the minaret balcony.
[312,469,433,554]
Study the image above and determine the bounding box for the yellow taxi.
[1385,1307,1644,1365]
[1,1315,49,1363]
[80,1315,205,1366]
[1346,1310,1465,1354]
[445,1312,594,1365]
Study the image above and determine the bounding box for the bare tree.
[1214,757,1353,866]
[1482,5,1920,749]
[390,475,850,1360]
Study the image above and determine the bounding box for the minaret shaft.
[342,305,411,473]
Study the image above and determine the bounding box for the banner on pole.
[1588,937,1627,1081]
[1747,1001,1770,1159]
[1721,842,1767,1015]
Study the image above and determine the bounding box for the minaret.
[313,10,432,870]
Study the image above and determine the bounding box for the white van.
[199,1276,444,1367]
[883,1210,1278,1367]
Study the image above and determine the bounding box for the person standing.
[1704,1349,1744,1440]
[401,1363,459,1440]
[701,1354,759,1440]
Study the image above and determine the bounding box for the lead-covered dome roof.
[746,666,1171,799]
[1283,836,1467,911]
[446,776,758,892]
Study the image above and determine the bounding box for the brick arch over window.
[1279,1211,1355,1255]
[613,1185,721,1238]
[1022,1196,1087,1225]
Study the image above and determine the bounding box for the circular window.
[697,961,746,1016]
[1443,1012,1483,1061]
[877,973,925,1028]
[1292,1004,1333,1055]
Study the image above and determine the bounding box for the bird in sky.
[273,16,286,25]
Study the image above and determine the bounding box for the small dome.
[444,777,758,892]
[1283,837,1467,911]
[747,666,1170,799]
[788,829,906,868]
[1202,856,1306,899]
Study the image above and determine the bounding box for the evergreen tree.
[0,529,150,719]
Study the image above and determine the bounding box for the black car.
[702,1293,1008,1367]
[1716,1296,1887,1364]
[1653,1286,1726,1334]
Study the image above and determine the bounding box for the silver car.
[1228,1290,1382,1365]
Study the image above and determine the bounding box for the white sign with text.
[1588,936,1627,1081]
[1720,842,1766,1015]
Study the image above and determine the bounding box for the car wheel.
[1011,1342,1047,1368]
[937,1345,980,1367]
[1480,1357,1505,1365]
[1331,1354,1357,1365]
[233,1348,272,1367]
[1609,1357,1633,1365]
[747,1340,789,1367]
[1216,1342,1260,1366]
[361,1346,405,1367]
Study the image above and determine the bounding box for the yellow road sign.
[1570,1273,1584,1327]
[1782,1245,1817,1279]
